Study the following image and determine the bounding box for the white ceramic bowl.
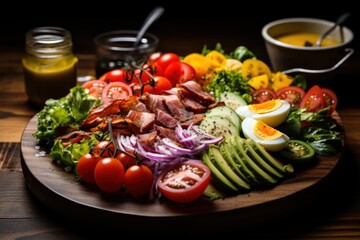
[262,17,354,85]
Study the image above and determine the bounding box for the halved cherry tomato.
[82,80,108,99]
[252,88,277,104]
[157,160,211,203]
[101,82,133,105]
[77,153,100,184]
[143,76,172,95]
[163,61,197,86]
[300,85,327,113]
[125,164,154,198]
[94,157,125,193]
[276,86,306,108]
[321,88,338,115]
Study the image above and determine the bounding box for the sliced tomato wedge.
[157,160,211,203]
[300,85,327,113]
[101,82,133,105]
[321,88,338,115]
[252,88,277,104]
[276,86,306,108]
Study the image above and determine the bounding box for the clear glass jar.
[94,30,158,78]
[22,26,78,107]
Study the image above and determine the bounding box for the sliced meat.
[180,80,215,106]
[155,109,178,129]
[154,125,177,143]
[180,113,205,128]
[164,94,194,122]
[141,93,169,113]
[126,110,155,133]
[137,131,158,149]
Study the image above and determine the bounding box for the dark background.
[1,1,359,107]
[1,2,358,56]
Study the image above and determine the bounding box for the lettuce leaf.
[33,86,101,148]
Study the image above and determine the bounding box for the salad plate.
[20,112,344,231]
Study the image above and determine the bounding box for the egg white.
[242,117,289,152]
[236,100,290,127]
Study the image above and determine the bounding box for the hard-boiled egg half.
[242,117,289,152]
[236,99,290,127]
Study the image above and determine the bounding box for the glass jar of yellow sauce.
[22,26,78,107]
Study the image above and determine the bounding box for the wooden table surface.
[1,48,360,239]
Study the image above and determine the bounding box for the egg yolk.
[254,120,283,140]
[248,99,282,114]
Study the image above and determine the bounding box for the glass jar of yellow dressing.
[22,26,78,107]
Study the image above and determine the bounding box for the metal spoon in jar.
[314,12,351,47]
[133,6,164,47]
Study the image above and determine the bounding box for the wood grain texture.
[19,114,345,231]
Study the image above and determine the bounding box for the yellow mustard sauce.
[276,32,340,47]
[23,54,78,107]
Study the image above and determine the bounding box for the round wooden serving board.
[20,114,345,231]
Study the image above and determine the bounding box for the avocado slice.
[242,139,284,179]
[233,136,278,186]
[201,152,238,192]
[227,137,261,187]
[207,145,250,191]
[246,138,294,175]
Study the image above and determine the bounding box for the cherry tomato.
[92,140,115,158]
[133,64,153,84]
[153,52,180,76]
[94,157,125,193]
[82,80,107,99]
[321,88,338,115]
[163,61,197,87]
[148,52,162,66]
[124,164,154,198]
[143,76,173,95]
[157,160,211,203]
[300,85,327,113]
[77,153,100,184]
[252,88,277,104]
[276,86,306,108]
[115,150,136,170]
[101,82,133,105]
[102,69,133,84]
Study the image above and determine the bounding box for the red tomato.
[77,153,100,184]
[101,82,133,105]
[115,150,136,170]
[143,76,173,95]
[157,160,211,203]
[164,61,197,86]
[94,157,125,193]
[148,52,162,66]
[92,140,114,158]
[322,88,338,115]
[153,52,180,76]
[102,69,133,84]
[124,164,154,198]
[133,64,153,84]
[252,88,277,104]
[300,85,327,113]
[82,80,108,98]
[276,86,306,108]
